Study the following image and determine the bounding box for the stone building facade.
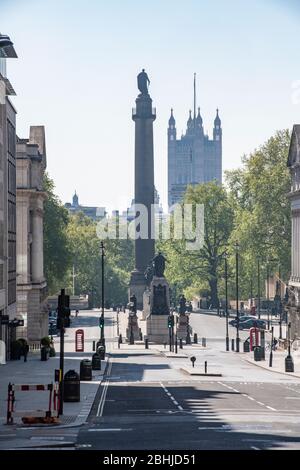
[168,107,222,207]
[16,126,48,343]
[0,37,18,359]
[287,125,300,339]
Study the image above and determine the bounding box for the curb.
[180,368,222,377]
[243,357,300,380]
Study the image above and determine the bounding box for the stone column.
[16,197,29,285]
[31,207,44,283]
[129,93,156,309]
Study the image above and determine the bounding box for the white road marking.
[266,406,277,411]
[251,446,260,450]
[88,428,133,432]
[97,359,113,417]
[218,381,277,412]
[160,382,183,412]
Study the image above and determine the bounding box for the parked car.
[238,318,266,330]
[48,321,58,335]
[229,315,256,327]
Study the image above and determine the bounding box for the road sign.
[190,356,196,368]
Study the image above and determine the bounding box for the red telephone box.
[250,327,260,351]
[75,329,84,352]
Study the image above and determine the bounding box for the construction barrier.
[6,382,59,425]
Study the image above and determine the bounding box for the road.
[77,310,300,450]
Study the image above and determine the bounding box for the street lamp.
[285,322,294,372]
[223,251,229,351]
[257,258,261,319]
[100,241,105,346]
[266,258,278,330]
[234,242,240,353]
[266,262,270,330]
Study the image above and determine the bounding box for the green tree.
[67,213,134,306]
[225,129,291,300]
[160,182,234,307]
[43,173,71,294]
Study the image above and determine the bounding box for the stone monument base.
[146,315,169,344]
[176,313,191,340]
[126,313,142,342]
[129,269,147,311]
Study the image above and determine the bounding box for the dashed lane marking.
[217,381,277,412]
[160,382,182,412]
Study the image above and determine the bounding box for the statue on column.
[137,69,150,95]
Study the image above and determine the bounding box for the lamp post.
[257,258,261,319]
[224,251,229,351]
[285,321,294,372]
[100,241,105,345]
[234,242,240,352]
[269,326,274,367]
[267,262,270,330]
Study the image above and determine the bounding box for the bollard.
[202,337,206,347]
[92,341,96,352]
[193,333,198,344]
[145,338,149,349]
[285,355,294,372]
[231,339,235,351]
[175,338,178,354]
[179,338,183,349]
[205,361,207,374]
[92,353,101,370]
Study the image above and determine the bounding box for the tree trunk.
[209,276,219,308]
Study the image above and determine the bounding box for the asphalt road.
[76,311,300,450]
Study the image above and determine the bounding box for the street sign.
[9,319,24,327]
[0,315,9,325]
[190,356,196,368]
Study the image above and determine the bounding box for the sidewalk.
[243,347,300,379]
[0,310,109,431]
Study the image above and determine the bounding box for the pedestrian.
[23,343,29,362]
[75,309,79,317]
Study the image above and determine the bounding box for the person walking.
[23,343,29,362]
[75,309,79,317]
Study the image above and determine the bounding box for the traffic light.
[99,316,104,329]
[57,290,70,328]
[168,315,174,328]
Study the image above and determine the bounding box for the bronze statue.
[137,69,150,95]
[152,252,166,277]
[128,294,137,314]
[144,263,154,283]
[179,294,187,315]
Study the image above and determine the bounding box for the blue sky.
[2,0,300,211]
